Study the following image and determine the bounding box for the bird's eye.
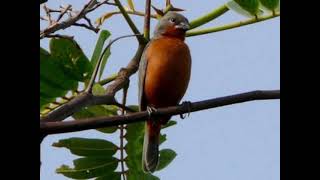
[169,18,176,23]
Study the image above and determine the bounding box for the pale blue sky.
[40,0,280,179]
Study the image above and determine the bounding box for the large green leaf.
[259,0,279,11]
[54,137,120,179]
[40,47,79,110]
[95,173,122,180]
[56,157,119,179]
[227,0,262,17]
[50,38,92,81]
[53,138,118,157]
[40,38,93,110]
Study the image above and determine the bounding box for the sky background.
[40,0,280,179]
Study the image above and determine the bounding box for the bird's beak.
[175,22,190,31]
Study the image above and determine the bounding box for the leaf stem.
[86,34,141,93]
[98,73,118,86]
[189,4,229,29]
[187,12,280,37]
[114,0,146,44]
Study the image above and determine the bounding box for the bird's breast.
[144,37,192,107]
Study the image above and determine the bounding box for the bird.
[138,11,191,173]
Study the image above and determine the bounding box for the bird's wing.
[138,41,152,111]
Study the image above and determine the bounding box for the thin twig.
[56,4,72,22]
[40,90,280,135]
[45,34,74,40]
[43,4,53,25]
[40,0,108,39]
[40,16,48,21]
[73,22,100,32]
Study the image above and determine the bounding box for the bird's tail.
[142,119,161,173]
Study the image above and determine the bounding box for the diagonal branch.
[114,0,147,44]
[40,90,280,135]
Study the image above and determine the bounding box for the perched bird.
[138,12,191,173]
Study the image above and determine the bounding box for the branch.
[40,90,280,135]
[143,0,151,40]
[114,0,146,44]
[96,10,157,28]
[56,4,72,22]
[40,0,108,39]
[40,44,146,122]
[189,4,229,29]
[187,12,280,37]
[73,22,100,33]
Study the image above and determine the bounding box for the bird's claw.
[147,106,157,118]
[180,101,192,119]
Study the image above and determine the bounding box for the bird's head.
[154,12,190,40]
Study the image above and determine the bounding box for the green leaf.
[40,49,78,90]
[73,83,119,133]
[52,138,118,157]
[227,0,262,17]
[40,47,78,109]
[95,172,122,180]
[92,83,106,96]
[98,46,111,80]
[162,120,177,129]
[40,38,92,110]
[159,134,167,145]
[50,37,92,81]
[91,30,111,67]
[73,104,119,134]
[127,171,160,180]
[90,30,111,80]
[72,85,118,134]
[156,149,177,171]
[126,122,145,173]
[259,0,279,11]
[125,119,177,179]
[56,157,118,179]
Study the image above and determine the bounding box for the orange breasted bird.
[138,12,191,173]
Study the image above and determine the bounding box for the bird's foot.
[147,106,159,126]
[180,101,192,119]
[147,106,157,118]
